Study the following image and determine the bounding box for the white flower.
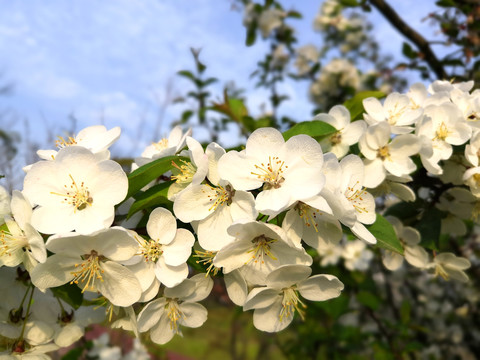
[137,125,191,162]
[382,216,429,271]
[133,207,194,288]
[359,122,420,187]
[23,146,128,235]
[416,103,471,175]
[137,274,213,345]
[431,252,471,283]
[243,265,343,332]
[36,125,121,162]
[321,154,377,244]
[217,127,325,217]
[0,191,46,272]
[0,185,10,225]
[282,196,342,252]
[315,105,367,159]
[342,240,373,271]
[363,93,423,134]
[167,136,209,200]
[174,143,257,251]
[295,44,319,75]
[30,227,142,307]
[258,8,284,38]
[213,220,312,286]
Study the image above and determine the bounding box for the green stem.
[18,286,35,341]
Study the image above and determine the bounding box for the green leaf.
[126,156,182,200]
[357,290,380,310]
[286,10,302,19]
[343,91,385,121]
[177,70,196,82]
[316,293,349,319]
[282,120,336,140]
[367,214,404,255]
[61,347,84,360]
[384,201,419,220]
[51,283,83,310]
[339,0,360,6]
[436,0,456,7]
[246,24,257,46]
[400,300,411,324]
[127,181,172,219]
[416,208,443,250]
[402,42,418,59]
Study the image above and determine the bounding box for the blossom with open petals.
[23,146,128,235]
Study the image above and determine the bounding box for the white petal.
[162,229,194,266]
[351,222,377,244]
[298,274,344,301]
[147,207,177,245]
[96,261,142,306]
[244,287,280,311]
[253,299,292,332]
[179,302,208,328]
[224,270,248,306]
[155,258,189,288]
[137,298,166,332]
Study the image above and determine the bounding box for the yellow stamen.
[50,174,93,212]
[345,181,368,214]
[55,135,77,148]
[203,184,235,212]
[171,160,197,184]
[165,299,184,334]
[247,235,278,265]
[194,250,219,276]
[295,202,320,232]
[279,287,306,322]
[70,250,104,292]
[251,156,288,190]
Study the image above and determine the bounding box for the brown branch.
[368,0,448,80]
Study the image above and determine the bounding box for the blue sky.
[0,0,440,184]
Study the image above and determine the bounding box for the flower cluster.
[0,79,478,358]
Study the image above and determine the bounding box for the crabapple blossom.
[382,216,429,271]
[217,127,325,216]
[243,265,344,332]
[167,136,209,200]
[359,122,420,188]
[137,274,213,345]
[430,253,471,283]
[131,207,194,288]
[139,125,191,160]
[0,191,46,272]
[213,220,312,285]
[35,125,121,163]
[363,92,423,134]
[321,153,377,244]
[30,227,142,307]
[23,146,128,235]
[314,105,366,158]
[173,143,258,251]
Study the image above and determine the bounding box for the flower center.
[153,138,169,151]
[248,235,278,264]
[141,240,163,263]
[55,135,77,149]
[0,230,28,258]
[330,132,342,145]
[70,250,104,292]
[377,146,390,160]
[204,184,236,212]
[280,287,306,322]
[251,156,288,190]
[387,103,407,125]
[345,180,368,213]
[434,122,450,141]
[51,174,93,211]
[295,202,320,232]
[165,298,184,334]
[171,160,197,184]
[194,250,220,276]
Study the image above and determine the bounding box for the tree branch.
[368,0,448,80]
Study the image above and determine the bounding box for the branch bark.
[368,0,448,80]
